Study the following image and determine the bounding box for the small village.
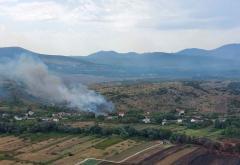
[0,104,228,132]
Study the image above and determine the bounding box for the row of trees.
[1,120,240,154]
[0,120,172,140]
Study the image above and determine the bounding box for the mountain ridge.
[1,43,240,57]
[0,43,240,81]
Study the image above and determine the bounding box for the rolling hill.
[0,43,240,82]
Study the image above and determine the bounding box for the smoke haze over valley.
[0,55,113,113]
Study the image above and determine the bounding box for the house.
[191,118,197,123]
[142,117,151,124]
[52,112,70,119]
[162,119,167,125]
[2,113,9,118]
[52,118,59,122]
[41,118,50,121]
[118,112,125,117]
[28,111,34,116]
[179,110,185,116]
[14,116,23,121]
[177,119,183,123]
[106,116,114,120]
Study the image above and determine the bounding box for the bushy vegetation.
[214,117,240,138]
[228,82,240,94]
[186,120,212,129]
[150,111,177,123]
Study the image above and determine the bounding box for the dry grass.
[0,160,33,165]
[104,139,138,159]
[0,138,30,152]
[0,160,16,165]
[16,138,63,153]
[68,121,95,128]
[0,136,19,145]
[156,146,198,165]
[93,81,235,113]
[52,137,106,165]
[109,141,163,162]
[16,136,71,162]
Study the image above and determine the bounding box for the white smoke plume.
[0,55,114,113]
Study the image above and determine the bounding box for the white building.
[28,111,34,116]
[177,119,183,123]
[118,112,125,117]
[107,116,113,120]
[162,119,167,125]
[191,119,196,123]
[14,116,23,121]
[41,118,50,121]
[142,118,151,124]
[53,118,59,122]
[179,110,185,116]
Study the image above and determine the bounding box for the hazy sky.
[0,0,240,55]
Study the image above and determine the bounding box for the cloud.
[0,0,239,55]
[0,0,180,28]
[1,0,239,30]
[0,1,65,21]
[0,25,5,32]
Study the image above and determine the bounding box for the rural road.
[75,142,162,165]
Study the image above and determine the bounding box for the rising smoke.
[0,55,114,113]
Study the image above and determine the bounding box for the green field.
[178,126,223,139]
[81,159,101,165]
[19,132,72,142]
[94,136,124,150]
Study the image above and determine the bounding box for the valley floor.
[0,133,239,165]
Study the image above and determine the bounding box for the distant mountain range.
[0,43,240,82]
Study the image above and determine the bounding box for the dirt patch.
[125,143,165,164]
[68,121,95,128]
[174,147,240,165]
[16,136,70,162]
[0,136,19,145]
[173,148,207,165]
[137,145,187,165]
[156,146,197,165]
[104,139,137,159]
[191,152,240,165]
[16,138,62,153]
[53,138,105,165]
[0,138,30,152]
[0,160,33,165]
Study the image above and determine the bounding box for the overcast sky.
[0,0,240,55]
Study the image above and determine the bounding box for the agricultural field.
[0,134,170,165]
[97,145,240,165]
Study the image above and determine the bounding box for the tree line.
[0,120,240,154]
